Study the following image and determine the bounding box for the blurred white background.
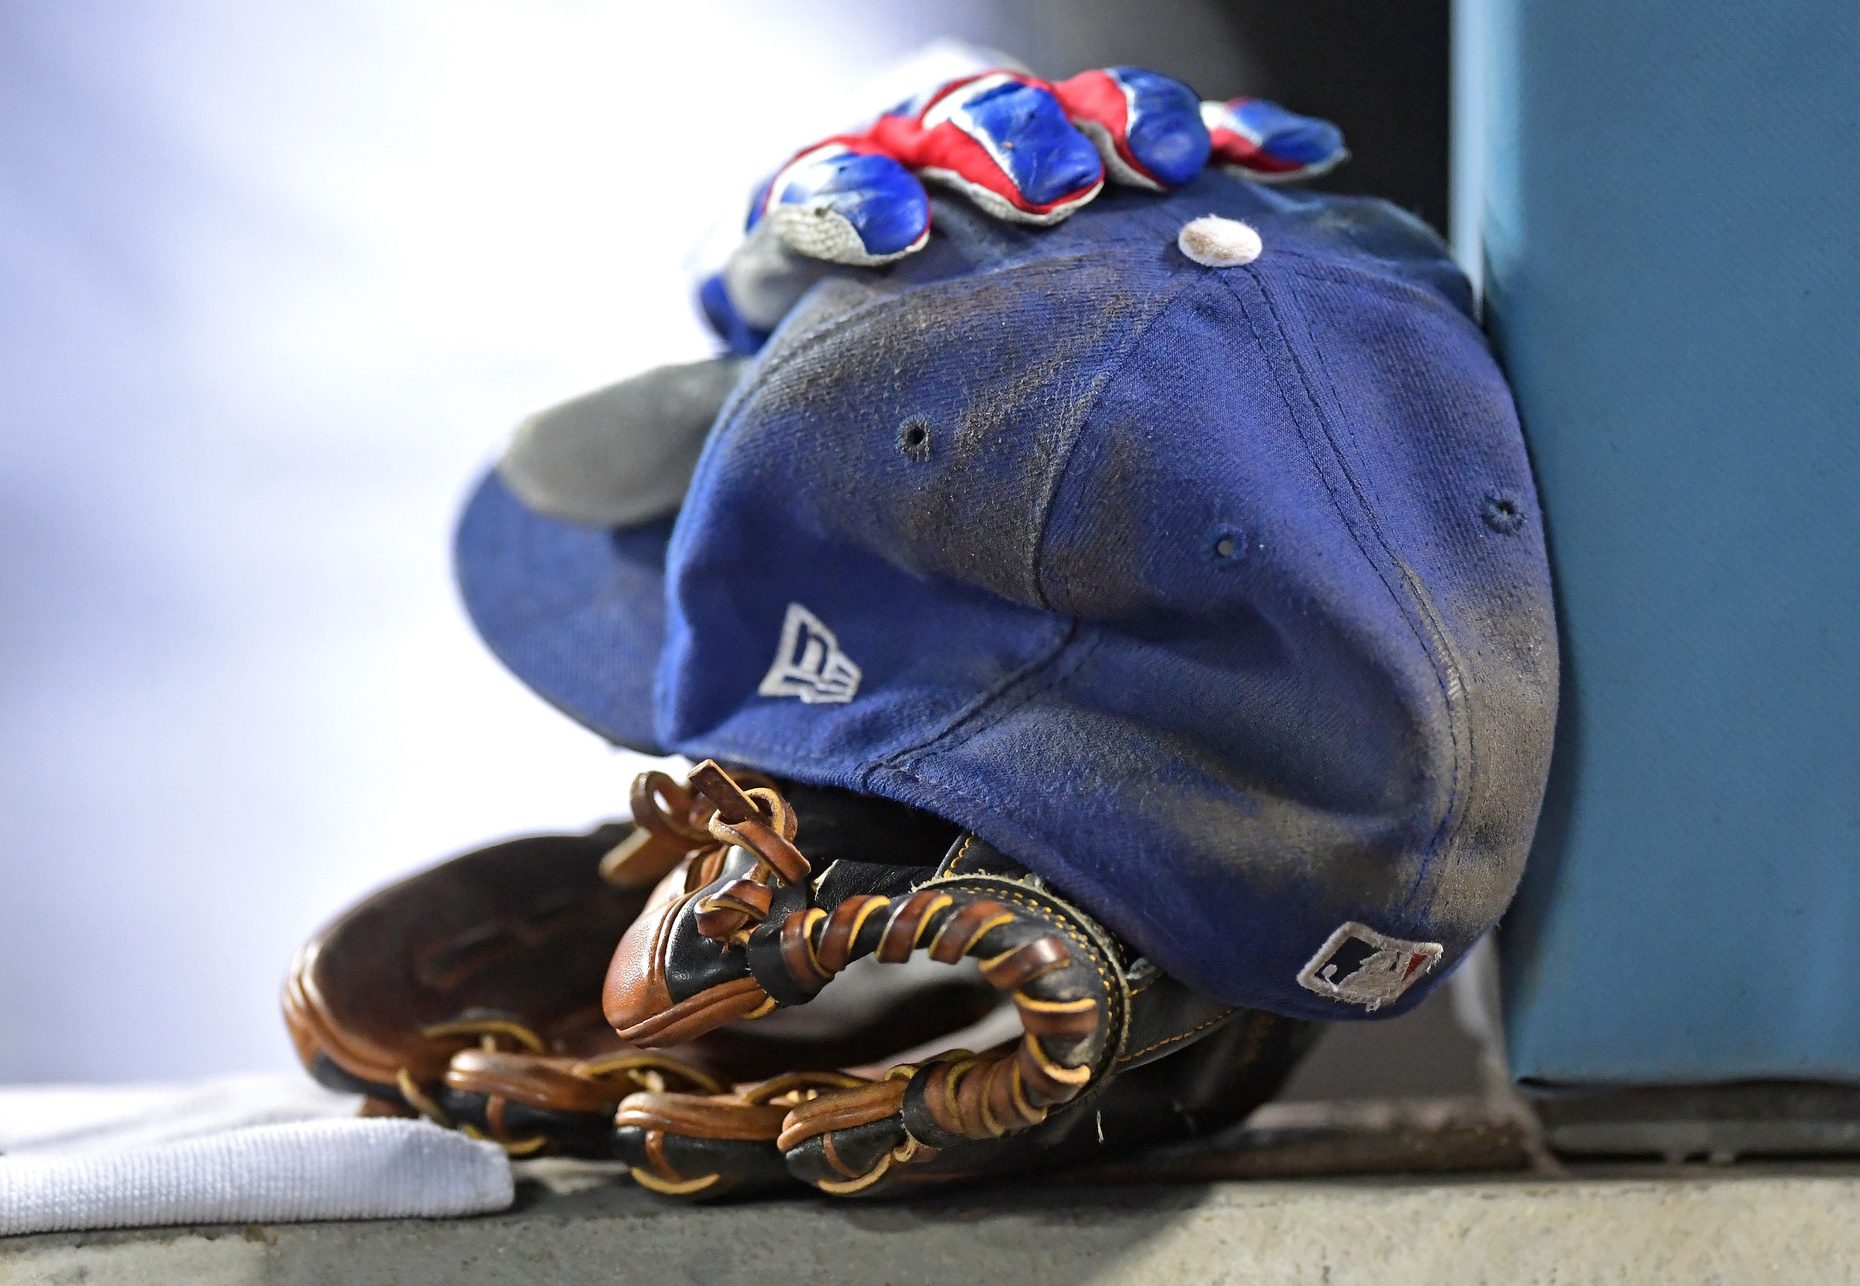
[2,0,1475,1093]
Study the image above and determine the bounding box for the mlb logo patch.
[1297,921,1443,1012]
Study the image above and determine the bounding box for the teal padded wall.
[1457,0,1860,1083]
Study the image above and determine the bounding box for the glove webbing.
[605,762,1128,1193]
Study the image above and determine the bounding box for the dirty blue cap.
[456,173,1558,1020]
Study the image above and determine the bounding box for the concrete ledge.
[7,1169,1859,1285]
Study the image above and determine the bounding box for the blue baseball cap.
[456,173,1558,1021]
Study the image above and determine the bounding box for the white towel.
[0,1077,513,1235]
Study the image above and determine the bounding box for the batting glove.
[703,67,1346,353]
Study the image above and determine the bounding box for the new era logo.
[757,603,862,705]
[1296,921,1443,1012]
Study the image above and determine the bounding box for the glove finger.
[1202,97,1348,183]
[750,141,932,267]
[700,211,845,356]
[868,71,1104,224]
[697,270,774,356]
[701,146,929,353]
[1050,66,1211,191]
[497,357,748,528]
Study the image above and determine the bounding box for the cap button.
[1177,216,1262,268]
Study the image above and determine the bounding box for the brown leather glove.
[286,761,1313,1197]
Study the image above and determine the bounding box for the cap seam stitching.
[1296,304,1479,915]
[1028,274,1208,615]
[732,246,1181,403]
[1272,255,1478,329]
[888,629,1110,779]
[1250,268,1472,919]
[865,268,1206,778]
[866,617,1081,780]
[1220,266,1470,922]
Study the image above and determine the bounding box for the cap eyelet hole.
[897,418,932,461]
[1482,493,1525,534]
[1210,528,1246,567]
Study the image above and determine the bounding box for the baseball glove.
[286,759,1314,1197]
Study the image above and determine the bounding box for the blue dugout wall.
[1457,0,1860,1084]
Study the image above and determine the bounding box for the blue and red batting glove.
[1202,97,1349,183]
[750,67,1209,267]
[702,66,1346,353]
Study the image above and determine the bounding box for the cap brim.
[455,469,671,754]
